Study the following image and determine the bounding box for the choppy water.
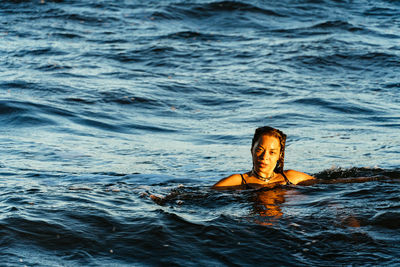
[1,0,399,266]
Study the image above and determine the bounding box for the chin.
[256,167,269,174]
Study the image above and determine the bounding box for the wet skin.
[213,134,315,188]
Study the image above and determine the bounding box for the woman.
[213,126,315,189]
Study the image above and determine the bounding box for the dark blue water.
[1,0,400,266]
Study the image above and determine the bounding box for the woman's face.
[251,135,281,176]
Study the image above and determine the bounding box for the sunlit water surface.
[1,0,399,265]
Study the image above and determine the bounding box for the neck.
[252,169,275,182]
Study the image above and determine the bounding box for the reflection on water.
[246,173,398,227]
[250,188,287,226]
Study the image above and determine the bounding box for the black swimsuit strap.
[282,172,293,185]
[240,174,247,185]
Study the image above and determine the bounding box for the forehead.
[254,135,280,149]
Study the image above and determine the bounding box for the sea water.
[1,0,399,266]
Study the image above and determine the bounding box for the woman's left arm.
[284,169,315,185]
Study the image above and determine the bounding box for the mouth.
[257,162,268,168]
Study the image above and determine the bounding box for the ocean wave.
[285,50,400,73]
[272,20,367,37]
[89,45,181,66]
[192,1,284,16]
[151,1,285,21]
[12,47,67,57]
[286,97,380,116]
[363,6,400,16]
[0,100,58,128]
[0,99,178,135]
[315,167,400,180]
[384,82,400,89]
[370,211,400,229]
[1,167,400,265]
[163,31,220,41]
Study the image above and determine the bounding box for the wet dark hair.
[251,126,287,174]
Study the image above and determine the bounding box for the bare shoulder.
[284,169,315,185]
[212,174,243,188]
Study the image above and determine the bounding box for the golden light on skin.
[251,135,281,179]
[212,127,315,188]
